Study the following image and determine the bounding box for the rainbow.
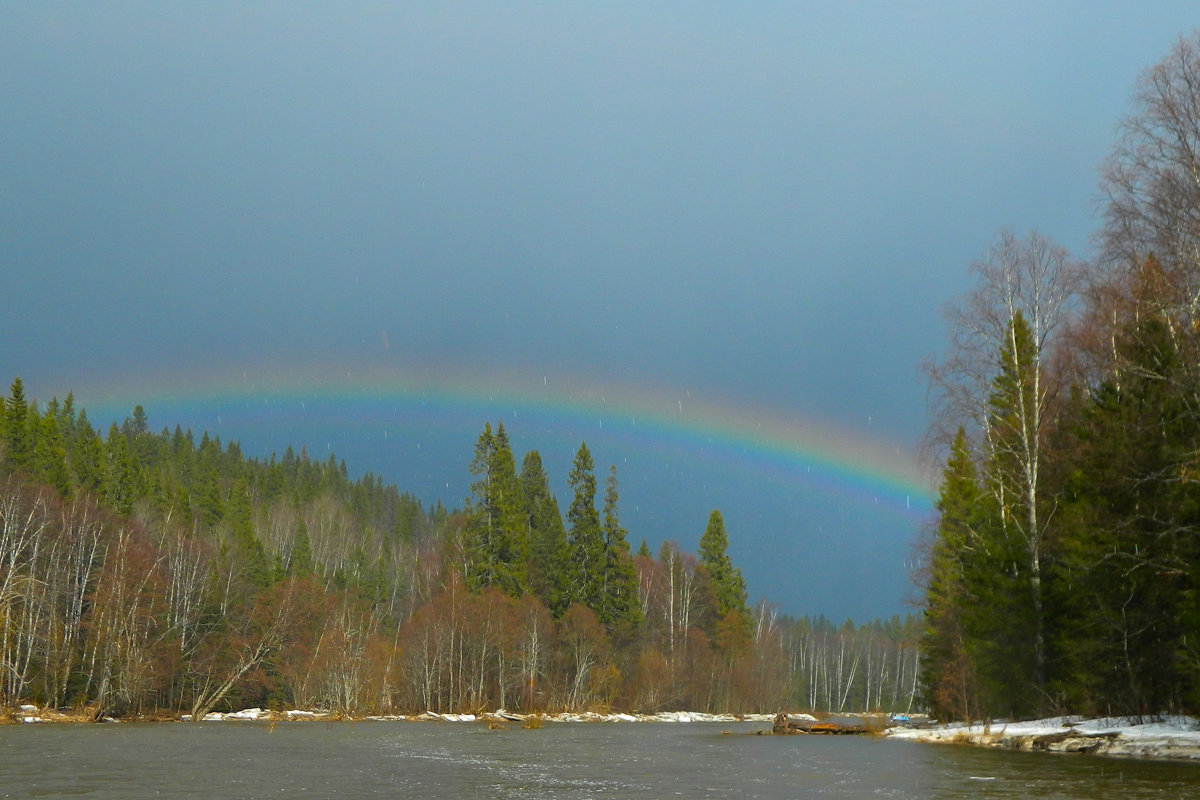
[36,360,936,517]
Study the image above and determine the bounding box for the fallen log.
[773,712,879,735]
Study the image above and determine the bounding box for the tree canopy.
[920,31,1200,720]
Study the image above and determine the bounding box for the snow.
[414,709,767,724]
[225,708,267,720]
[285,710,317,719]
[888,715,1200,761]
[178,709,263,722]
[418,711,476,722]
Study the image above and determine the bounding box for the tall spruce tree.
[105,422,143,517]
[699,509,747,623]
[567,442,605,611]
[464,422,527,596]
[920,427,982,720]
[69,410,106,494]
[488,422,528,596]
[463,422,497,589]
[195,433,224,527]
[227,478,271,588]
[57,392,77,434]
[598,465,641,631]
[30,404,70,497]
[2,377,30,471]
[521,450,570,616]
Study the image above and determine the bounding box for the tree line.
[0,380,919,717]
[920,32,1200,721]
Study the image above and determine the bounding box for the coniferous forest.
[920,33,1200,722]
[0,382,919,719]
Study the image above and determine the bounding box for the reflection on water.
[1,721,1197,799]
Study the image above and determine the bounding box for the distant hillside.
[0,377,919,717]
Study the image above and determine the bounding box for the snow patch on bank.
[172,707,777,724]
[888,715,1200,761]
[416,709,772,724]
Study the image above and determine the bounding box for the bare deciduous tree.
[1096,33,1200,408]
[0,482,51,705]
[1102,31,1200,304]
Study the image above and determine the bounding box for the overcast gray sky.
[4,2,1199,621]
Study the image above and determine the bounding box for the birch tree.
[925,229,1078,710]
[0,481,50,704]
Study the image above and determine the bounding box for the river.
[1,721,1197,799]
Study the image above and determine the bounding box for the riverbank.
[188,709,782,724]
[15,704,1199,764]
[887,716,1200,762]
[2,704,778,726]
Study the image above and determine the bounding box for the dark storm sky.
[4,2,1198,621]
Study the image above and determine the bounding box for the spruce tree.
[105,423,142,517]
[30,406,70,496]
[2,377,30,470]
[699,509,747,622]
[567,442,605,611]
[290,518,316,577]
[490,422,528,596]
[464,422,496,589]
[227,478,271,588]
[69,411,106,494]
[521,450,570,616]
[599,465,642,631]
[920,427,982,720]
[1052,283,1200,713]
[464,422,527,596]
[195,433,225,527]
[125,404,149,436]
[57,392,77,434]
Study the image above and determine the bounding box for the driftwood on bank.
[772,712,882,735]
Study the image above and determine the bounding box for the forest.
[0,381,919,719]
[920,33,1200,722]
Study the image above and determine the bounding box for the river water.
[1,721,1197,799]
